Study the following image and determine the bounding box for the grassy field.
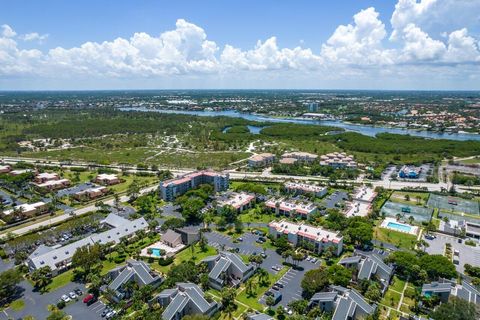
[149,244,218,274]
[374,224,417,250]
[148,151,252,169]
[389,191,430,206]
[46,269,74,292]
[239,210,276,224]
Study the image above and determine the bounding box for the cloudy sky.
[1,0,480,90]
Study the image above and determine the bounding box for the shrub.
[158,257,174,266]
[57,300,66,309]
[465,240,476,247]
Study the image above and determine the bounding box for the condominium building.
[285,182,327,197]
[398,165,421,179]
[201,252,255,289]
[248,153,275,168]
[2,201,48,218]
[281,152,318,164]
[27,213,148,275]
[154,283,220,320]
[319,152,357,169]
[216,192,255,213]
[73,186,109,200]
[34,178,71,191]
[95,173,121,185]
[265,198,318,218]
[269,220,343,256]
[309,285,376,320]
[34,172,60,184]
[160,170,229,201]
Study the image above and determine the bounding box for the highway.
[1,155,479,238]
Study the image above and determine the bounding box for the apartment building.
[73,186,108,201]
[95,173,121,185]
[265,198,318,219]
[281,152,318,164]
[34,172,60,184]
[248,153,275,168]
[319,152,357,169]
[284,182,327,197]
[269,220,343,256]
[34,178,71,191]
[2,201,48,218]
[216,192,255,213]
[202,252,255,290]
[160,170,229,201]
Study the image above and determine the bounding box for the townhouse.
[265,198,318,219]
[216,192,255,213]
[201,252,255,290]
[284,182,327,197]
[248,153,275,168]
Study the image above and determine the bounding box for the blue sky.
[1,0,479,90]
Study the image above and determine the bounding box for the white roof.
[3,201,46,215]
[269,220,342,244]
[36,172,59,180]
[217,192,255,209]
[97,173,118,180]
[35,178,70,188]
[265,198,317,215]
[285,182,326,193]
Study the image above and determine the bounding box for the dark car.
[275,282,284,288]
[271,285,280,291]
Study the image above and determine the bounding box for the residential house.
[309,285,376,320]
[34,172,59,183]
[201,252,255,290]
[269,220,343,256]
[421,280,480,304]
[104,259,162,302]
[160,170,229,201]
[153,283,219,320]
[421,282,453,303]
[34,178,71,191]
[2,201,48,220]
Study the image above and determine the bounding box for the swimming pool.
[386,222,412,233]
[151,248,162,257]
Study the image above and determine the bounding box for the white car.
[106,311,117,319]
[69,292,77,299]
[61,294,71,302]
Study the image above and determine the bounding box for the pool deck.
[140,240,185,258]
[380,217,419,236]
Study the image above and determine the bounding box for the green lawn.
[381,289,402,308]
[9,299,25,311]
[374,224,417,250]
[390,191,430,206]
[149,244,218,274]
[390,276,406,293]
[46,269,74,292]
[236,267,288,311]
[239,211,276,224]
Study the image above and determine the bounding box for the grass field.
[149,244,218,274]
[389,191,430,206]
[374,224,417,250]
[46,269,74,292]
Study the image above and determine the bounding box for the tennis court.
[427,194,480,216]
[380,201,434,224]
[438,211,480,225]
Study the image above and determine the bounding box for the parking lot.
[424,232,480,273]
[0,280,104,320]
[205,230,321,307]
[321,191,348,211]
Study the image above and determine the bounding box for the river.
[120,107,480,141]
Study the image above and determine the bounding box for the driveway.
[424,232,480,273]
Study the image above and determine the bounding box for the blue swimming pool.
[387,222,412,233]
[151,248,162,257]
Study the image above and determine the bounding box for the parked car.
[275,282,284,288]
[69,291,77,299]
[260,253,267,258]
[311,258,318,263]
[271,285,280,291]
[74,288,83,296]
[237,237,243,242]
[102,308,112,317]
[61,294,71,302]
[265,291,274,297]
[83,294,96,305]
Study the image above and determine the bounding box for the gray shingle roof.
[422,282,452,294]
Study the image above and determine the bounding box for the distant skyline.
[1,0,480,90]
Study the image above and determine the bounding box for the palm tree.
[257,268,269,286]
[408,216,415,225]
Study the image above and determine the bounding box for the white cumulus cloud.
[21,32,49,42]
